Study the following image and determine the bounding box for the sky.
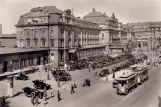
[0,0,161,34]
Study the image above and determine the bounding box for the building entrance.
[3,61,8,73]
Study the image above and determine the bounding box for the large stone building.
[16,6,106,67]
[124,22,161,51]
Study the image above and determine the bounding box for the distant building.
[124,22,161,51]
[83,8,134,54]
[0,25,17,47]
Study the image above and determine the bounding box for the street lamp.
[46,50,50,80]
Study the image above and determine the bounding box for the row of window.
[24,17,48,25]
[26,40,46,48]
[61,16,99,29]
[19,30,54,38]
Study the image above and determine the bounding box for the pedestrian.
[57,90,61,102]
[71,84,75,94]
[50,88,54,97]
[43,90,48,105]
[35,96,39,106]
[2,96,5,107]
[106,75,108,81]
[113,71,115,79]
[95,71,97,76]
[31,95,35,105]
[73,80,77,88]
[88,65,91,72]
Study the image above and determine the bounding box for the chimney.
[0,24,2,34]
[93,8,95,11]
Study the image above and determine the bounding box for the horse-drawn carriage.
[32,80,51,90]
[99,68,109,77]
[22,87,44,99]
[81,78,91,87]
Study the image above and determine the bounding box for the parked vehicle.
[32,80,51,90]
[22,87,44,99]
[15,72,29,80]
[51,69,72,81]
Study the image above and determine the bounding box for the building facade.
[124,22,161,51]
[16,6,106,67]
[0,48,49,74]
[83,8,134,54]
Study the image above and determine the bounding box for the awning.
[68,49,76,53]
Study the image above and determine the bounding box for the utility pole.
[57,67,60,88]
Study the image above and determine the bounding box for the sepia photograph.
[0,0,161,107]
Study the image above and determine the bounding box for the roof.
[0,47,49,55]
[0,33,16,38]
[30,6,63,14]
[17,6,64,26]
[117,72,136,81]
[83,8,110,24]
[84,8,107,18]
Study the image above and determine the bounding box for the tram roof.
[117,72,136,81]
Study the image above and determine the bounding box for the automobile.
[14,72,29,80]
[112,79,118,88]
[22,87,44,99]
[32,80,51,90]
[52,69,72,81]
[99,68,109,77]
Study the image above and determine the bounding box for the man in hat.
[57,90,61,102]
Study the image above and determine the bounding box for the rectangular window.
[61,41,64,47]
[20,31,23,38]
[33,31,38,38]
[50,39,54,47]
[26,31,30,38]
[34,40,38,47]
[27,41,30,47]
[42,40,45,47]
[50,30,54,37]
